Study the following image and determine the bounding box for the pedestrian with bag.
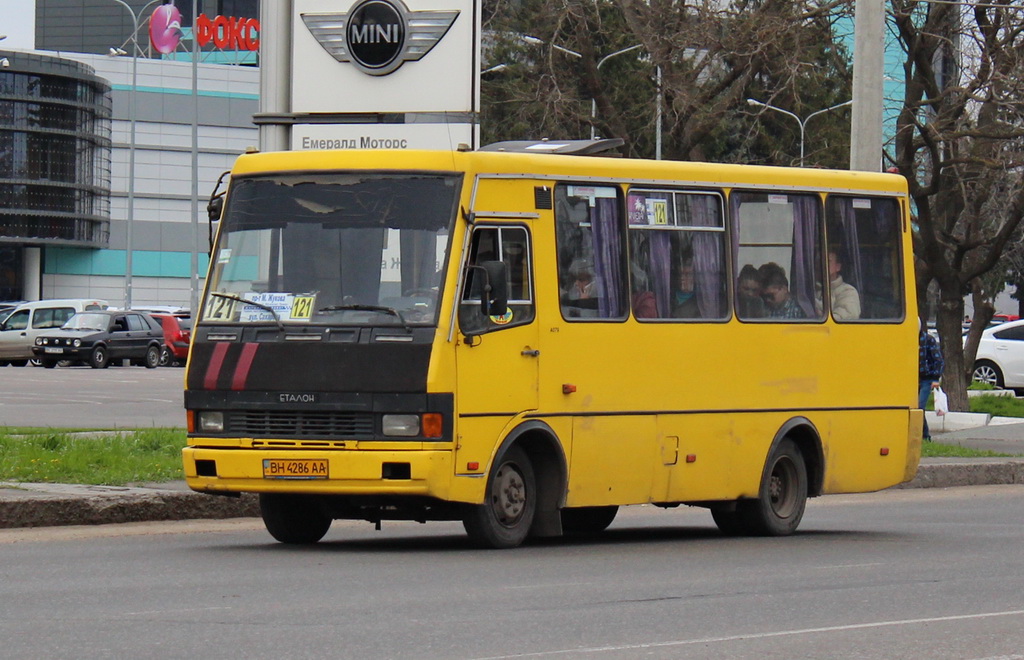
[919,320,944,441]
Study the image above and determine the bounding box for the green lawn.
[0,428,186,486]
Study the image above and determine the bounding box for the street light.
[106,0,162,309]
[522,37,650,145]
[747,98,853,166]
[591,44,643,140]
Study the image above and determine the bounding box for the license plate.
[44,347,63,354]
[262,459,328,479]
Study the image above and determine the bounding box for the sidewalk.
[1,418,1023,529]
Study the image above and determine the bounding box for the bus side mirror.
[207,196,224,222]
[479,260,508,317]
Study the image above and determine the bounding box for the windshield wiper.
[318,304,410,332]
[211,292,284,331]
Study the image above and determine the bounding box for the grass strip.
[0,428,186,486]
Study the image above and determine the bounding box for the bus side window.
[627,189,728,321]
[732,191,825,322]
[458,225,535,335]
[825,196,903,321]
[554,184,627,320]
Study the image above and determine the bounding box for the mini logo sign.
[302,0,459,76]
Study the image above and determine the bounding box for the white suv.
[0,299,109,366]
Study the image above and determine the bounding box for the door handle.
[521,349,540,357]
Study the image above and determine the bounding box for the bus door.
[454,224,539,469]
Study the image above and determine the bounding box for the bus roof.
[229,148,908,196]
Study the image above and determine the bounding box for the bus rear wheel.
[745,438,807,536]
[561,506,618,535]
[463,446,536,549]
[259,493,332,544]
[711,438,807,537]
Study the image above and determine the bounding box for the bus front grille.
[226,411,374,439]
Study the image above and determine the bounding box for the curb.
[0,489,259,529]
[3,461,1024,529]
[898,460,1024,489]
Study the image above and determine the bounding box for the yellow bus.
[182,140,921,548]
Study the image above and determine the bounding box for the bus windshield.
[204,172,459,327]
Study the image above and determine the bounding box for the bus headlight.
[382,414,419,437]
[197,411,225,432]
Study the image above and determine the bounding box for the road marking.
[471,609,1024,659]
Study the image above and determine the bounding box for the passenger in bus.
[671,259,700,318]
[827,249,861,320]
[562,257,599,317]
[566,258,595,300]
[737,264,766,318]
[759,262,806,319]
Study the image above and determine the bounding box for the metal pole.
[590,44,643,140]
[190,0,200,315]
[110,0,138,309]
[850,0,885,171]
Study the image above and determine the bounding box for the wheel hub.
[491,463,526,526]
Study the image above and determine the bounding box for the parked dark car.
[148,312,192,366]
[31,310,164,369]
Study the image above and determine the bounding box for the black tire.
[560,506,618,535]
[89,345,109,369]
[742,438,808,536]
[144,345,161,369]
[41,360,57,369]
[9,360,28,367]
[972,360,1004,389]
[29,358,42,367]
[463,446,537,549]
[259,493,332,544]
[159,346,173,367]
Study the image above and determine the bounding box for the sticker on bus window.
[649,198,670,225]
[217,248,232,264]
[204,294,236,321]
[852,198,872,209]
[768,194,789,204]
[490,310,513,325]
[291,296,315,320]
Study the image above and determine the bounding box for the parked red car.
[148,312,192,366]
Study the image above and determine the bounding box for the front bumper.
[183,445,457,500]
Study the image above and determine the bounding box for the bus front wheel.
[259,493,332,544]
[463,446,536,549]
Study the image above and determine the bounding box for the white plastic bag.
[933,388,948,416]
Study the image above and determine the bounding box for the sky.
[2,0,36,50]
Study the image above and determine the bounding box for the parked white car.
[0,299,109,366]
[972,319,1024,391]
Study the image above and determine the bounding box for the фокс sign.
[301,0,459,76]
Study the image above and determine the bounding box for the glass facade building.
[0,50,111,299]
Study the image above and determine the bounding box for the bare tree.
[482,0,853,165]
[890,0,1024,410]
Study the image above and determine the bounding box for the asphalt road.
[0,364,184,428]
[2,485,1024,659]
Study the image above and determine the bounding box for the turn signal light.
[880,447,890,456]
[422,413,443,438]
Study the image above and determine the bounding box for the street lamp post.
[590,44,642,140]
[747,98,854,166]
[107,0,161,309]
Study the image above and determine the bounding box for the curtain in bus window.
[400,230,439,295]
[790,195,822,319]
[592,196,625,318]
[831,199,864,291]
[688,195,724,319]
